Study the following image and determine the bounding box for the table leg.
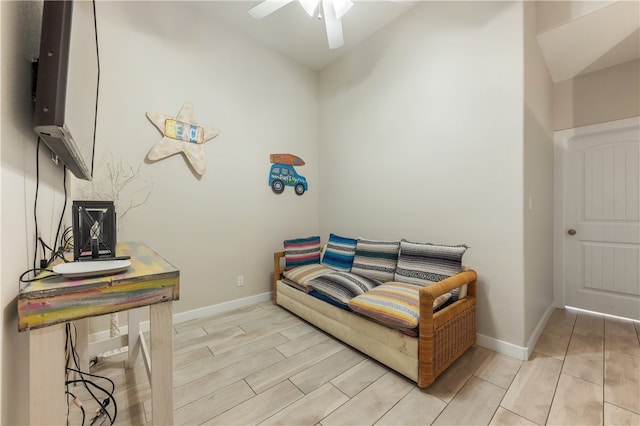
[150,301,173,425]
[127,308,140,368]
[74,319,90,373]
[29,324,66,425]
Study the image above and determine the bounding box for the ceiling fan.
[248,0,354,49]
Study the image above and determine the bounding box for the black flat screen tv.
[33,0,99,181]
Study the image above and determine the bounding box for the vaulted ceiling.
[139,1,640,78]
[185,0,417,71]
[536,0,639,81]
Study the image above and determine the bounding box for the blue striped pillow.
[283,236,321,270]
[321,233,357,271]
[350,239,400,283]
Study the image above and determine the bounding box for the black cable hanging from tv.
[90,0,100,180]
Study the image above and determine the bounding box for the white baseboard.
[524,305,555,358]
[476,304,555,360]
[173,292,272,324]
[476,333,529,360]
[89,292,273,344]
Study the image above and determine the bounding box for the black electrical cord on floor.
[64,323,117,425]
[65,324,117,426]
[65,379,115,426]
[66,390,85,426]
[66,323,115,424]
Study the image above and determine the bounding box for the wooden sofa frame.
[272,251,478,388]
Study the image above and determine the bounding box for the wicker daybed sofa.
[272,238,478,388]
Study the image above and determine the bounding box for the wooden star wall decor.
[146,103,219,176]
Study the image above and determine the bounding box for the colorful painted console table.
[18,241,180,425]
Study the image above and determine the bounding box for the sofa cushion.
[394,240,468,287]
[349,282,452,330]
[308,290,351,310]
[350,238,400,283]
[283,263,334,290]
[308,271,379,306]
[321,233,357,272]
[283,236,321,270]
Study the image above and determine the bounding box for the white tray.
[53,260,131,278]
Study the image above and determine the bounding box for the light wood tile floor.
[68,303,640,425]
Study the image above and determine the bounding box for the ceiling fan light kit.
[248,0,354,49]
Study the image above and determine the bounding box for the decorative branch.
[76,153,153,231]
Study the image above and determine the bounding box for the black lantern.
[72,200,117,261]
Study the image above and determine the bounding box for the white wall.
[523,0,555,347]
[1,1,67,424]
[71,1,320,318]
[318,1,529,347]
[3,1,320,420]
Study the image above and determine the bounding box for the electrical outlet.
[237,275,244,287]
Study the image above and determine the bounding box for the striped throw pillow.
[308,271,379,306]
[283,236,321,270]
[348,282,452,329]
[283,263,334,289]
[321,233,357,271]
[394,240,468,287]
[350,239,400,283]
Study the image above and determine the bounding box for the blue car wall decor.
[269,153,307,196]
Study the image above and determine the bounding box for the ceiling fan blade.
[332,0,353,20]
[298,0,319,17]
[322,0,344,49]
[248,0,294,19]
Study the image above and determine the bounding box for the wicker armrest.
[418,269,478,327]
[417,269,478,387]
[273,251,285,284]
[419,270,478,302]
[273,250,285,303]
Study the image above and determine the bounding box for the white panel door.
[564,120,640,320]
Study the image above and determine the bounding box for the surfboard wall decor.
[269,153,305,166]
[268,153,308,196]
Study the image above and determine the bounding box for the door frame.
[553,116,640,310]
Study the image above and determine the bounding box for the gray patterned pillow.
[394,240,468,287]
[308,271,380,306]
[350,239,400,283]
